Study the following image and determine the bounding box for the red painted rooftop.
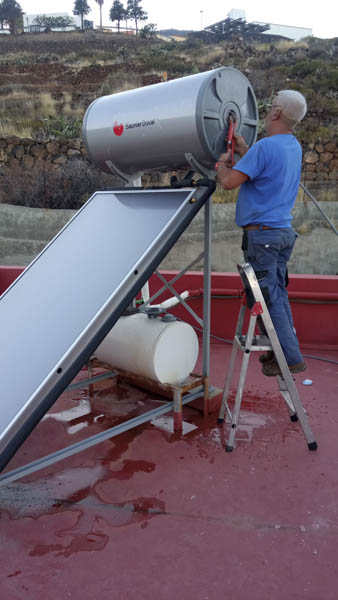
[0,266,338,600]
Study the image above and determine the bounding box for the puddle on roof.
[151,416,198,435]
[27,495,166,557]
[234,410,269,442]
[0,465,104,518]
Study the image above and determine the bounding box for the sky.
[19,0,338,39]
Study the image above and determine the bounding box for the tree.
[73,0,91,31]
[0,3,5,30]
[0,0,23,34]
[95,0,104,32]
[126,0,147,34]
[109,0,126,33]
[140,22,157,38]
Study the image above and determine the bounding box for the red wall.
[1,266,337,350]
[0,266,24,295]
[148,271,338,350]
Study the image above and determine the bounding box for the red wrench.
[226,113,237,167]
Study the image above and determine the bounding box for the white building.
[23,13,93,33]
[227,9,312,41]
[255,21,312,41]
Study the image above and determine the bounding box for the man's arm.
[216,152,249,190]
[216,133,250,190]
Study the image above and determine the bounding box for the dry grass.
[168,36,187,42]
[39,92,57,116]
[213,186,238,203]
[98,72,143,96]
[62,91,73,116]
[0,51,35,64]
[200,47,225,66]
[256,40,309,53]
[0,89,83,139]
[276,40,309,51]
[0,122,33,138]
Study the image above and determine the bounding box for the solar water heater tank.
[82,67,258,176]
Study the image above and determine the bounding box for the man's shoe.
[262,359,306,377]
[258,351,275,364]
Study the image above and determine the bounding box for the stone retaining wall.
[0,135,337,183]
[0,136,86,170]
[304,141,338,182]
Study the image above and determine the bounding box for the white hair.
[276,90,307,125]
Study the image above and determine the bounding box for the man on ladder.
[215,89,307,376]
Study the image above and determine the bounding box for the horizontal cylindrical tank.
[94,313,199,385]
[82,67,258,175]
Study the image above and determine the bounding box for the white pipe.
[151,290,190,311]
[141,281,150,303]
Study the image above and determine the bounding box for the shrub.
[0,160,121,209]
[98,72,143,96]
[35,115,82,140]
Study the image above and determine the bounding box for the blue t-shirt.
[233,134,302,228]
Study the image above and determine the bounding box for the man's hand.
[216,149,249,190]
[233,133,249,157]
[217,150,233,166]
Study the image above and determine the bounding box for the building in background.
[23,13,94,33]
[230,8,312,41]
[203,9,312,42]
[255,22,312,41]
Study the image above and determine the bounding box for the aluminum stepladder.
[218,263,318,452]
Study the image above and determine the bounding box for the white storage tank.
[82,66,258,176]
[94,313,199,385]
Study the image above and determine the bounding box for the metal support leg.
[87,359,94,399]
[202,196,212,416]
[202,376,209,418]
[173,388,183,433]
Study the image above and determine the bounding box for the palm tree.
[109,0,126,33]
[95,0,104,32]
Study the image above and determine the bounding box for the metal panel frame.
[0,185,214,473]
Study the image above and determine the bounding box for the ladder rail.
[226,310,257,451]
[218,263,318,452]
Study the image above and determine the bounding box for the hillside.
[0,31,337,208]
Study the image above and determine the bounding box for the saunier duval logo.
[113,122,124,136]
[113,119,156,136]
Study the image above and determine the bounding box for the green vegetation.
[0,31,337,207]
[0,32,336,134]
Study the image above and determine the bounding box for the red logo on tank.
[113,122,124,136]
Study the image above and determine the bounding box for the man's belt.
[242,224,274,231]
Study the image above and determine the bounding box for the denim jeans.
[242,227,303,365]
